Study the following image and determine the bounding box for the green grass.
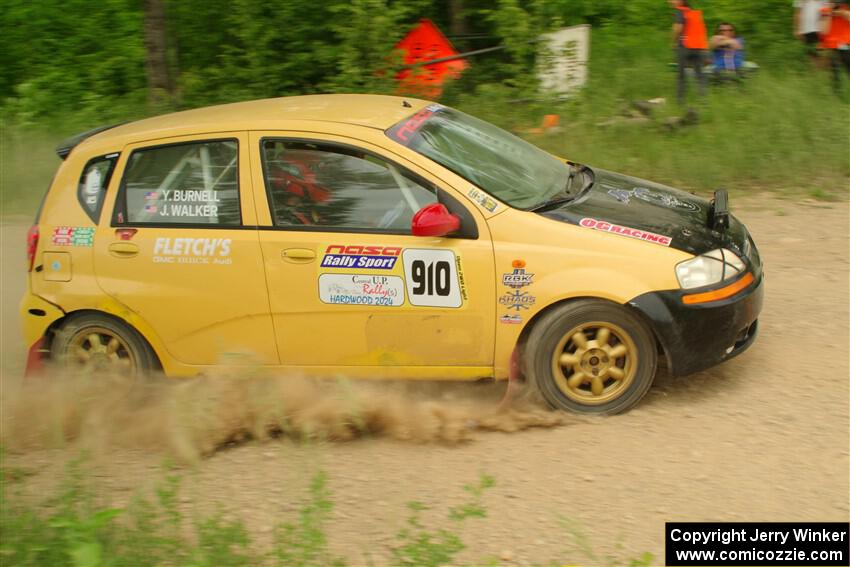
[2,30,846,218]
[0,454,655,567]
[449,30,850,200]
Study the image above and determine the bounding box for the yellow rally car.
[20,95,764,414]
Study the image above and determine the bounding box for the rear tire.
[523,300,657,415]
[50,313,156,378]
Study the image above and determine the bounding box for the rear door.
[249,131,496,376]
[93,133,278,366]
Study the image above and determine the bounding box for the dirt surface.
[1,196,849,566]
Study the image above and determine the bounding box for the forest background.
[1,0,848,214]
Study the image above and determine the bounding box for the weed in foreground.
[1,455,652,566]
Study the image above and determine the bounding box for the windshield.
[386,105,569,209]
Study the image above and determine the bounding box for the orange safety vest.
[676,7,709,49]
[821,4,850,49]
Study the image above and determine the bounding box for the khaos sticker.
[51,226,95,247]
[319,274,404,307]
[467,188,499,213]
[152,237,232,265]
[402,249,463,308]
[499,290,536,311]
[579,218,672,247]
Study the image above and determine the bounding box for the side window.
[117,140,240,226]
[261,140,437,232]
[78,154,118,222]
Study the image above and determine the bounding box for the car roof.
[68,94,431,158]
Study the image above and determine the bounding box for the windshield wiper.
[528,195,577,212]
[528,164,593,212]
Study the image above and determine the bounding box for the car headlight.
[676,248,746,289]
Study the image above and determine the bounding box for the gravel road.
[1,196,848,566]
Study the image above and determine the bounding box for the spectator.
[820,1,850,92]
[795,0,828,62]
[670,0,709,104]
[710,22,745,78]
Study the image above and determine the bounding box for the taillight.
[26,225,39,272]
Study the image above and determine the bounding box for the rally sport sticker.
[320,245,401,270]
[402,249,463,308]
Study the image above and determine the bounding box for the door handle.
[108,242,140,258]
[282,248,316,263]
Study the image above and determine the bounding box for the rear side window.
[78,154,118,222]
[115,140,240,226]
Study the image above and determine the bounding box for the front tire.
[50,313,157,377]
[524,300,657,415]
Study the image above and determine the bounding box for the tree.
[143,0,173,106]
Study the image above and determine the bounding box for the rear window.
[78,153,119,222]
[115,140,240,226]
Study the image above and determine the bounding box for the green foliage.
[0,0,147,125]
[270,471,345,567]
[0,0,846,217]
[391,473,495,567]
[1,0,828,120]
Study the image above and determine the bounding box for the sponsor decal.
[467,188,498,213]
[402,249,463,308]
[499,290,536,311]
[455,255,468,301]
[499,314,523,325]
[606,186,700,212]
[152,237,232,265]
[320,244,401,270]
[502,259,534,289]
[146,189,222,218]
[319,274,405,307]
[51,226,94,247]
[579,217,672,247]
[389,104,444,143]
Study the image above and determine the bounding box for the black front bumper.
[628,272,764,377]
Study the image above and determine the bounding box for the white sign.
[537,25,590,95]
[402,249,462,308]
[319,274,405,307]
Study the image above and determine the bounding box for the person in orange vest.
[670,0,709,105]
[820,1,850,93]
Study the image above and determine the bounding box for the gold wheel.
[66,325,137,375]
[550,321,638,406]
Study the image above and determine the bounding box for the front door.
[249,132,495,376]
[94,133,278,366]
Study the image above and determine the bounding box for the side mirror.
[411,203,461,237]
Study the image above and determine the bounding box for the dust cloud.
[0,369,566,462]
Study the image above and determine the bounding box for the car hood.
[539,168,748,257]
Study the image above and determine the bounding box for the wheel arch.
[43,309,163,371]
[515,295,669,377]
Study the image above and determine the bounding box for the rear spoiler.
[709,189,729,231]
[55,123,122,160]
